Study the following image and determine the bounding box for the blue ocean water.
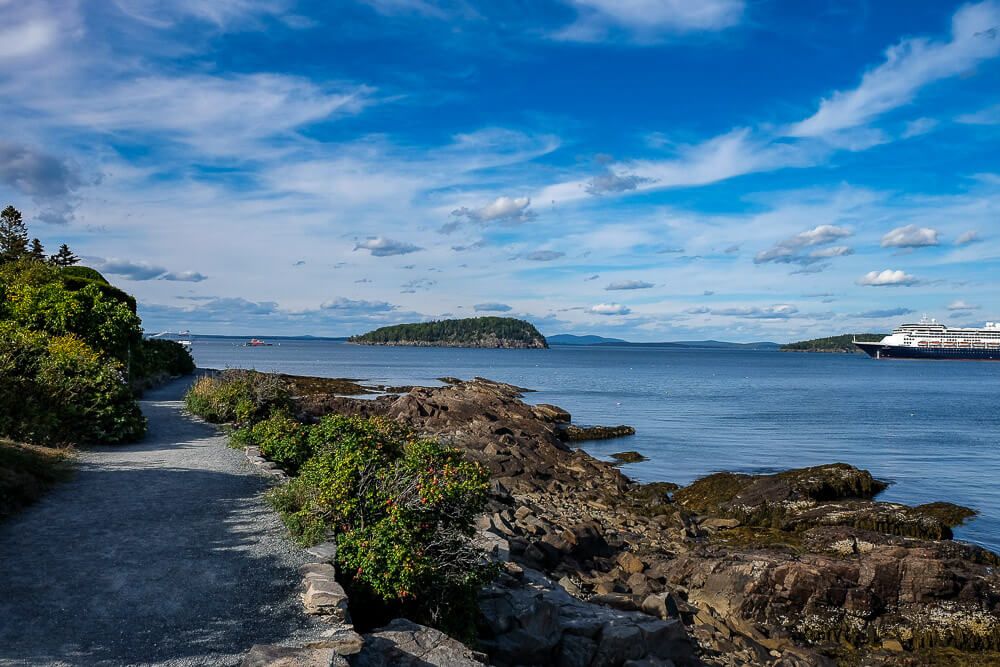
[192,339,1000,551]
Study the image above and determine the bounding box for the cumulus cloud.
[474,302,512,312]
[554,0,744,42]
[354,237,422,256]
[585,170,655,195]
[605,280,654,290]
[524,250,565,261]
[788,1,1000,137]
[754,224,853,264]
[320,297,397,313]
[858,269,919,286]
[589,302,631,315]
[855,307,915,318]
[881,224,940,248]
[450,196,535,227]
[956,230,981,245]
[948,299,980,310]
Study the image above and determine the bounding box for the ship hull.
[855,342,1000,361]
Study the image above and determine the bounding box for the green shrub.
[184,370,291,425]
[233,412,312,470]
[133,338,195,380]
[268,415,495,637]
[0,325,146,444]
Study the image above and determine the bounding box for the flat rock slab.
[0,376,322,666]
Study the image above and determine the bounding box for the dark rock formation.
[561,424,637,442]
[292,376,1000,666]
[611,451,649,463]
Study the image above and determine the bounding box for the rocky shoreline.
[257,375,1000,666]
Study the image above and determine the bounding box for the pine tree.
[49,243,79,267]
[0,205,29,264]
[29,238,45,261]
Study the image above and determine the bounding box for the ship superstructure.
[855,318,1000,360]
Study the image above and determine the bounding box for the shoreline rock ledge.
[284,375,999,666]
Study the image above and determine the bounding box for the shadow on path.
[0,377,320,666]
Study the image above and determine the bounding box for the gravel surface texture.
[0,376,322,666]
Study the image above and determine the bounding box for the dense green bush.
[1,260,141,363]
[268,414,495,636]
[0,325,146,444]
[133,339,195,379]
[232,412,312,470]
[184,370,291,424]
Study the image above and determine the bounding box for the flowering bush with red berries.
[268,414,496,636]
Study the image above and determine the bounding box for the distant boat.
[855,318,1000,360]
[243,338,274,347]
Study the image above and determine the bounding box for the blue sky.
[2,0,999,341]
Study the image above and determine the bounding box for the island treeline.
[781,333,884,353]
[350,317,548,349]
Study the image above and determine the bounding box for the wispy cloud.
[788,0,1000,137]
[605,280,653,290]
[553,0,744,42]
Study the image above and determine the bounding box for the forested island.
[781,333,885,353]
[349,316,548,348]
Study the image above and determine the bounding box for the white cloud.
[354,237,423,256]
[956,230,981,245]
[451,196,535,226]
[788,1,1000,137]
[858,269,919,286]
[605,280,654,290]
[589,303,631,315]
[0,18,57,59]
[948,299,980,310]
[881,224,940,248]
[555,0,744,42]
[755,224,853,264]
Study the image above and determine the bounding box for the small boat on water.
[243,338,274,347]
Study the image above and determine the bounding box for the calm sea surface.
[192,338,1000,551]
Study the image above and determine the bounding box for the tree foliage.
[781,334,885,353]
[0,206,28,264]
[349,316,547,348]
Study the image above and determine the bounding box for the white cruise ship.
[855,318,1000,360]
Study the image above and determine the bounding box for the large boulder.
[353,619,488,667]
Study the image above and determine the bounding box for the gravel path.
[0,376,322,666]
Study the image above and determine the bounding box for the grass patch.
[0,439,73,518]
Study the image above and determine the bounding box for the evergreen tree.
[49,243,79,267]
[29,238,45,261]
[0,205,29,264]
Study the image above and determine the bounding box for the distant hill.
[548,334,627,345]
[349,317,547,349]
[781,334,885,354]
[593,339,780,350]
